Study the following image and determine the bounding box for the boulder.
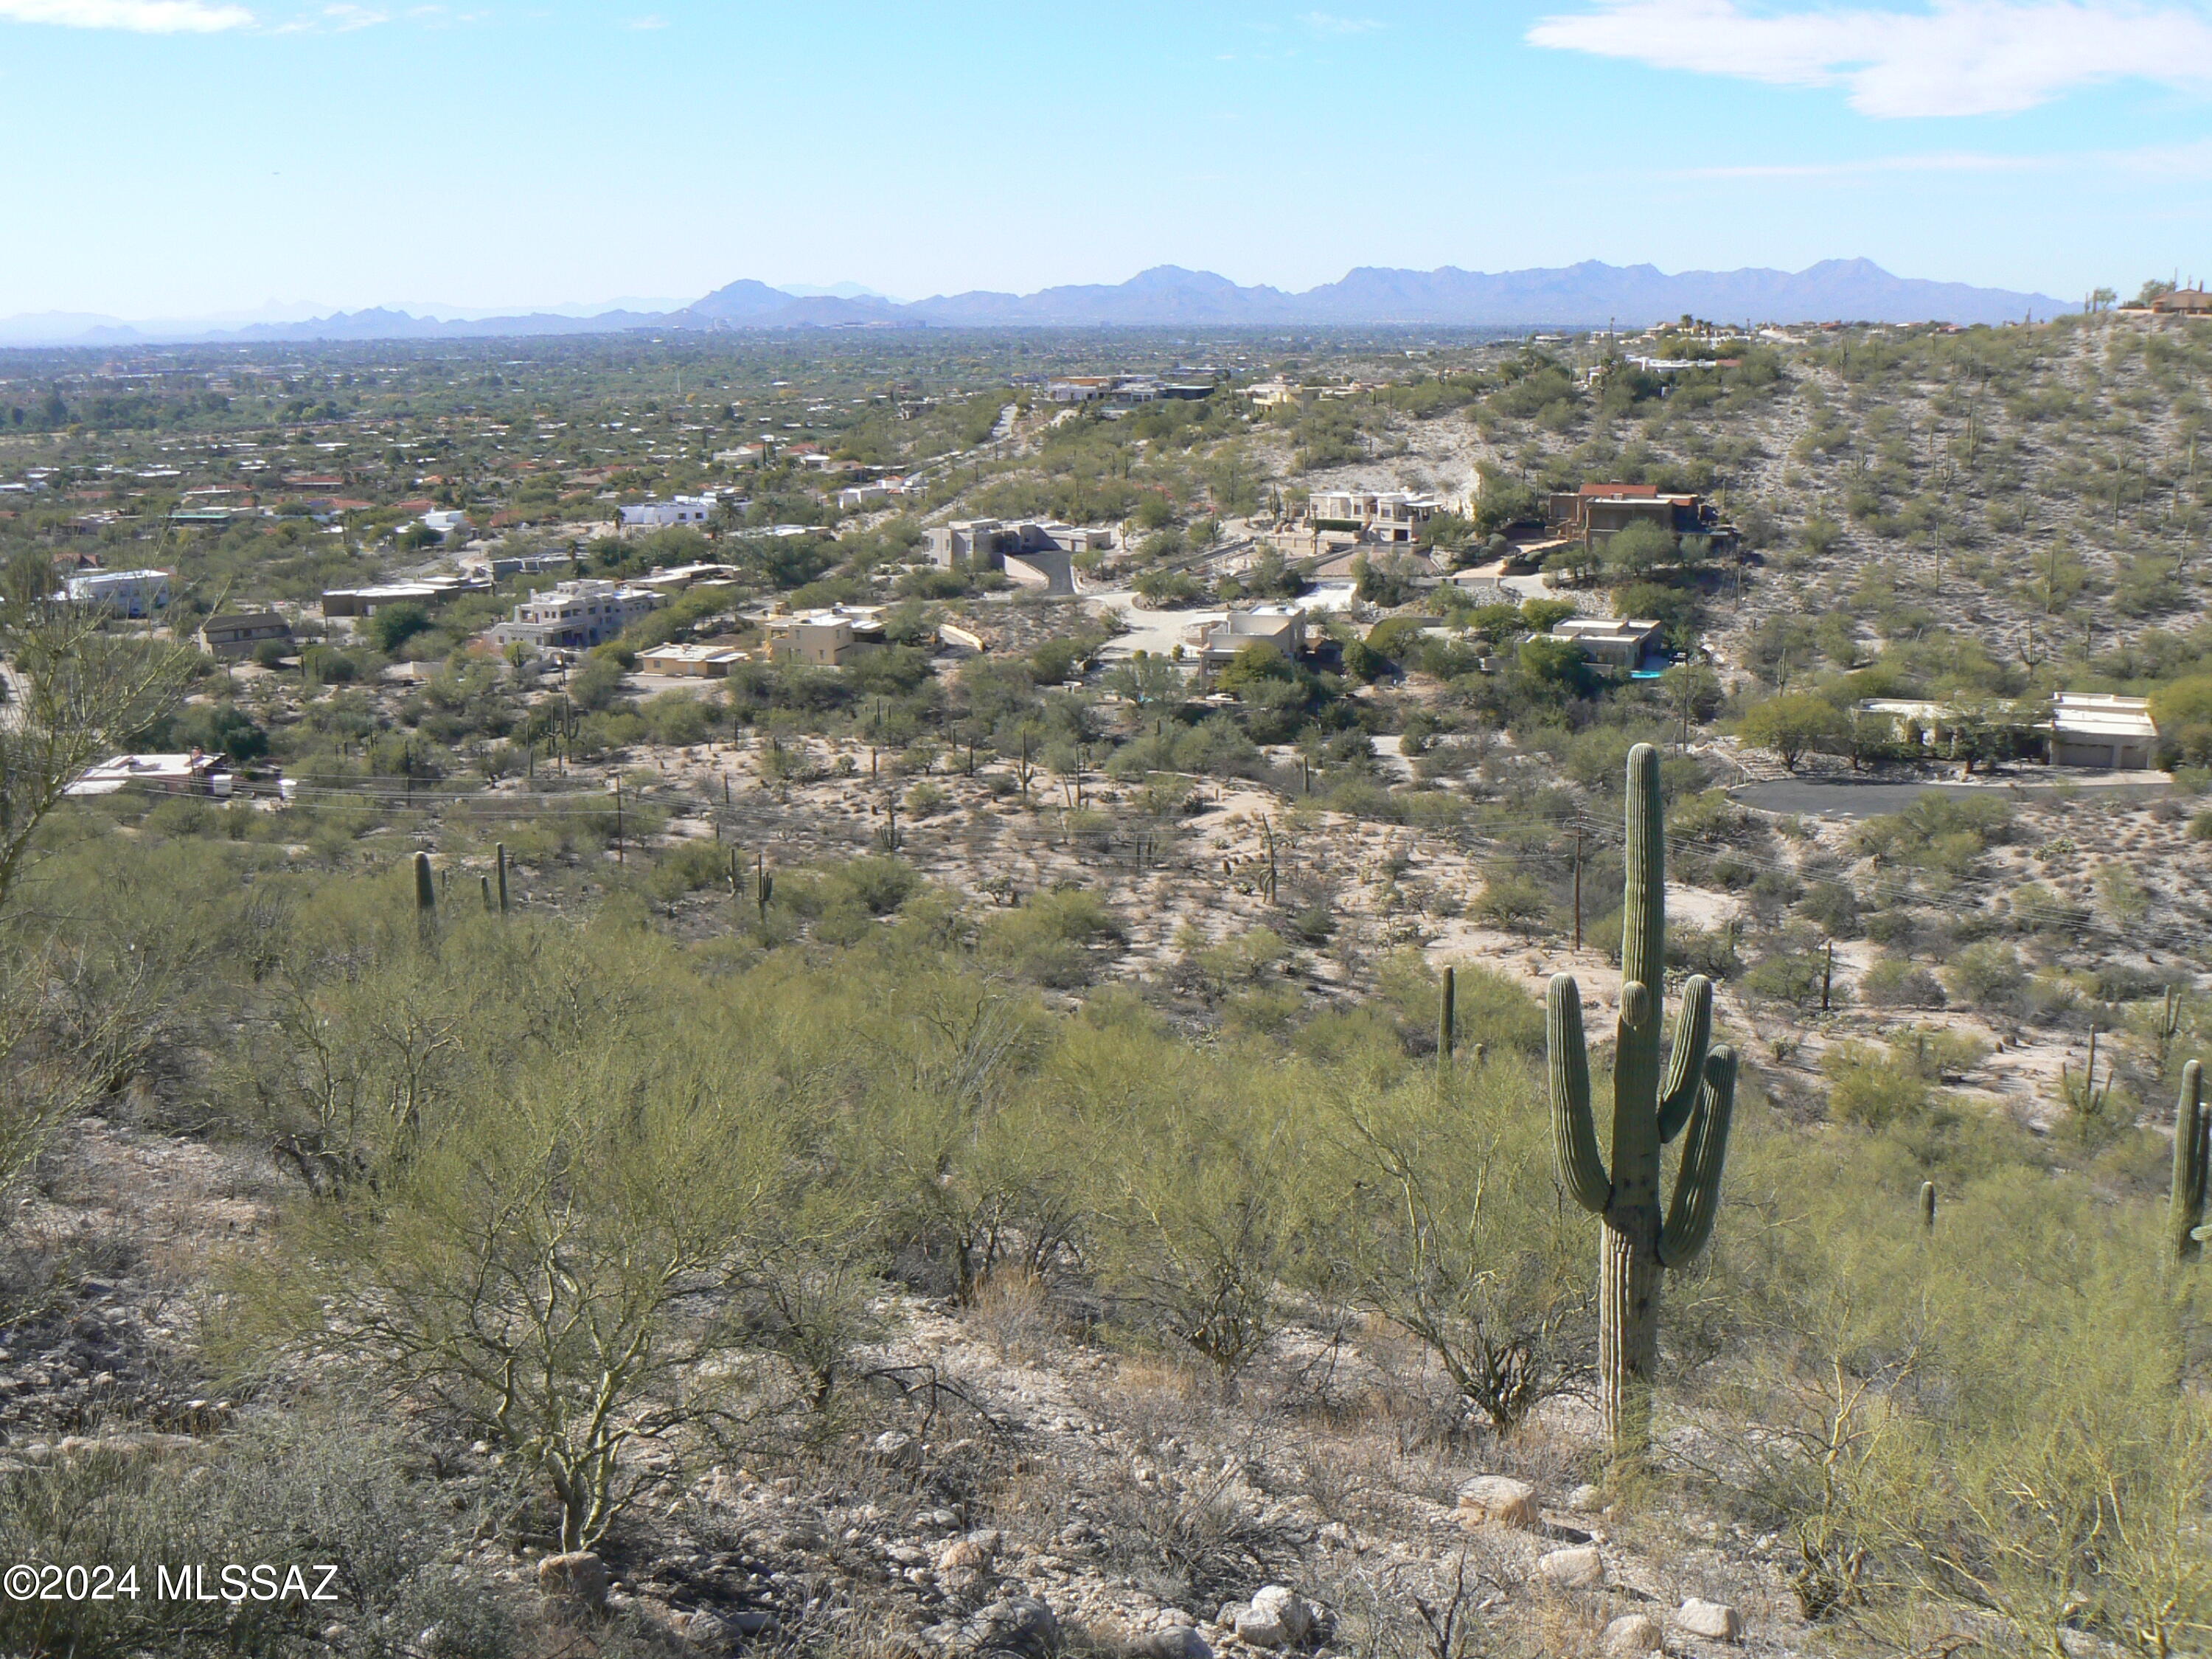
[1536,1545,1605,1590]
[1234,1585,1318,1649]
[1133,1628,1212,1659]
[1603,1612,1664,1655]
[1455,1475,1540,1530]
[1567,1483,1604,1512]
[535,1551,608,1608]
[1672,1599,1742,1641]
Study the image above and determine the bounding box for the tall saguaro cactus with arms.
[1548,743,1739,1456]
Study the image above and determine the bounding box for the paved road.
[1736,776,2174,819]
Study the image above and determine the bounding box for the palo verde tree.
[0,552,195,1221]
[1548,742,1739,1455]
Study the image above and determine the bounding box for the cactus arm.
[1657,975,1714,1144]
[1548,973,1610,1214]
[1658,1046,1738,1267]
[2174,1060,2206,1263]
[1620,743,1666,995]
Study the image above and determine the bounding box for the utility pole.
[1573,830,1584,953]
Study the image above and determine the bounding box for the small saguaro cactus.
[1439,966,1457,1081]
[1548,742,1739,1457]
[412,850,436,937]
[1919,1180,1938,1232]
[2171,1060,2208,1264]
[495,842,510,914]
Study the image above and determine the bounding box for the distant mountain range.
[0,260,2070,347]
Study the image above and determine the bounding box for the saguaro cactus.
[2171,1060,2207,1264]
[412,850,436,940]
[1919,1180,1938,1232]
[495,842,510,914]
[1439,966,1457,1081]
[1548,742,1739,1456]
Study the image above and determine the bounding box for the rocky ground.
[1,1113,1807,1659]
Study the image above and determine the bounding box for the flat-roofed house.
[924,519,1004,568]
[1540,616,1665,670]
[2048,692,2159,769]
[1307,490,1439,544]
[489,580,664,653]
[64,568,170,617]
[321,576,490,619]
[1194,605,1305,669]
[66,751,231,798]
[619,495,716,531]
[1543,484,1713,548]
[200,612,293,660]
[637,643,748,678]
[765,608,884,667]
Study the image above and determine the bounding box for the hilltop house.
[2149,288,2212,317]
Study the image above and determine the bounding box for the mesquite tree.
[1548,742,1739,1455]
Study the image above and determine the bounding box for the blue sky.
[3,0,2211,318]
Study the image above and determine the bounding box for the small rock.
[1133,1628,1213,1659]
[1537,1545,1605,1590]
[535,1551,608,1608]
[1604,1612,1664,1655]
[1456,1475,1540,1530]
[1234,1585,1317,1649]
[1568,1483,1604,1511]
[872,1430,921,1466]
[964,1596,1060,1658]
[728,1610,777,1635]
[937,1534,996,1573]
[1672,1599,1742,1641]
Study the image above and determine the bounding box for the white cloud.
[321,1,385,26]
[1527,1,2212,116]
[0,0,251,27]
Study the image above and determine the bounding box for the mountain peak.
[0,259,2073,347]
